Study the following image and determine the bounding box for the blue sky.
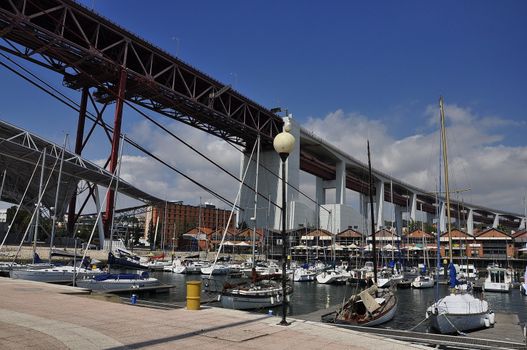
[1,0,526,214]
[72,0,527,143]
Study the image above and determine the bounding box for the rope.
[408,316,429,331]
[442,313,467,336]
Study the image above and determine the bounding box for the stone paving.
[0,277,428,349]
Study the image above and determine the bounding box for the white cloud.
[88,103,526,216]
[304,104,527,214]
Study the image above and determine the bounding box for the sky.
[0,0,526,215]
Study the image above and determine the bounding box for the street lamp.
[273,120,295,326]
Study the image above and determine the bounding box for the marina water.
[147,272,527,332]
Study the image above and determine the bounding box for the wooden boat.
[329,285,397,326]
[324,141,397,327]
[220,277,292,310]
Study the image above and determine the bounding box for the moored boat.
[75,272,160,291]
[220,279,292,310]
[411,275,434,289]
[483,265,512,293]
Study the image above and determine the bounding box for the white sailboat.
[425,96,495,334]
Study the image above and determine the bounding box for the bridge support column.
[67,86,89,235]
[315,177,326,206]
[104,68,127,237]
[410,192,417,223]
[375,179,384,231]
[238,116,300,231]
[394,205,403,236]
[467,209,474,236]
[492,213,500,229]
[335,160,346,205]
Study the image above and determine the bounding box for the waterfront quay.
[0,277,428,350]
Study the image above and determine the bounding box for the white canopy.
[236,241,250,247]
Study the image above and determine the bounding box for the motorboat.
[483,265,512,292]
[411,275,434,289]
[185,260,210,274]
[201,264,230,275]
[163,258,187,273]
[457,264,478,281]
[76,272,160,291]
[316,269,348,284]
[293,267,316,282]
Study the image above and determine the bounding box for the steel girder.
[0,0,283,148]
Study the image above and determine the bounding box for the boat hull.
[76,277,160,291]
[10,268,102,284]
[520,284,527,296]
[483,282,510,292]
[428,311,494,334]
[220,290,290,310]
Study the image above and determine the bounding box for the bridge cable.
[0,54,236,209]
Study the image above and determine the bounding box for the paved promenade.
[0,277,428,349]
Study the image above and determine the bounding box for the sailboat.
[425,96,495,334]
[325,141,397,326]
[216,135,292,310]
[74,137,159,291]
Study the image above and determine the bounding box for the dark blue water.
[147,272,527,331]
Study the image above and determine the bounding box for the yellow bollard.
[186,281,201,310]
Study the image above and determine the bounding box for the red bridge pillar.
[104,68,127,237]
[67,86,89,235]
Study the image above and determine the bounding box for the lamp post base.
[278,319,291,326]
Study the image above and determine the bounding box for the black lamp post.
[273,120,295,326]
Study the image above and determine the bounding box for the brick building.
[144,202,235,248]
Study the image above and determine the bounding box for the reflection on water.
[149,272,527,331]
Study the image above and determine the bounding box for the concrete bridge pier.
[238,116,307,231]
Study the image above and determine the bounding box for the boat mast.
[33,147,46,264]
[367,141,378,284]
[49,135,68,262]
[440,97,453,264]
[251,135,261,268]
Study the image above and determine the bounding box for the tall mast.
[33,147,46,264]
[251,135,261,268]
[49,135,68,262]
[440,96,453,263]
[367,141,378,283]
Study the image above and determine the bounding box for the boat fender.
[488,312,495,325]
[217,294,221,301]
[270,296,274,304]
[425,311,429,319]
[484,318,490,328]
